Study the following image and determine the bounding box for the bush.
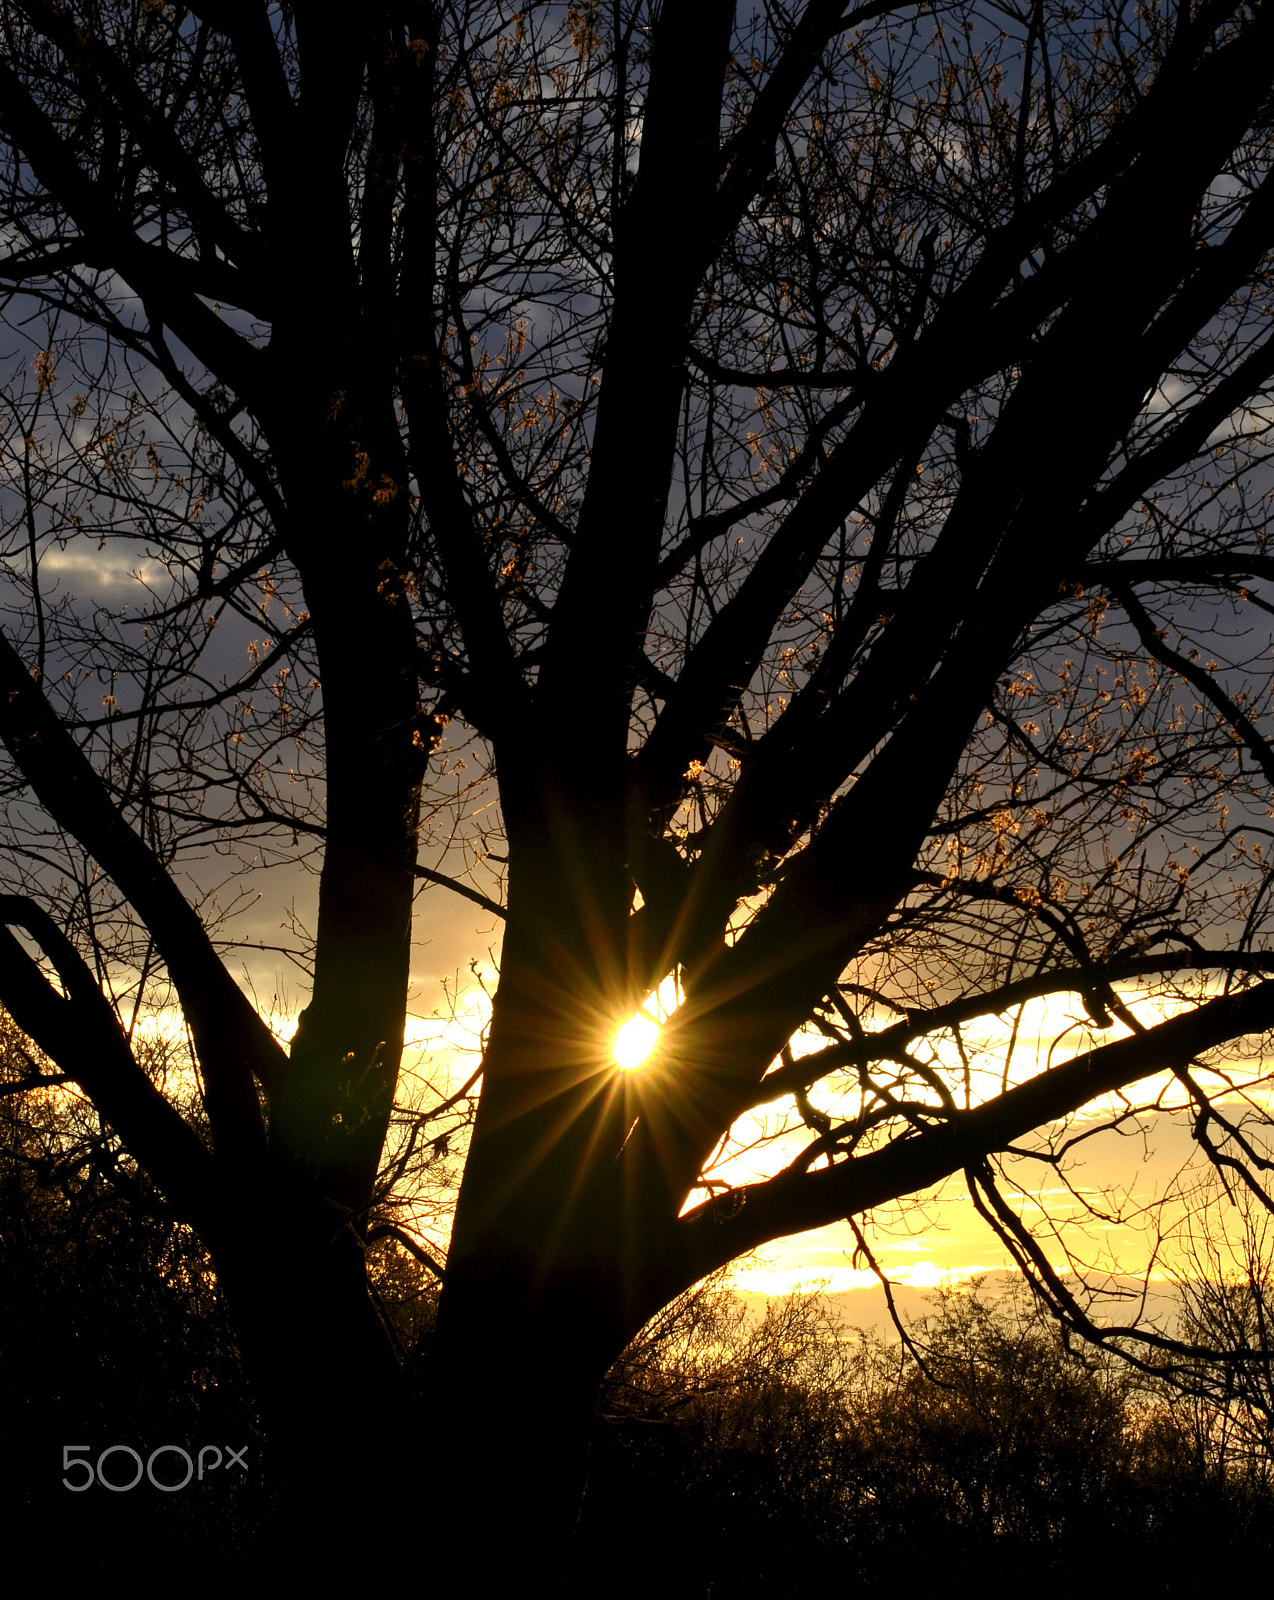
[582,1276,1274,1598]
[0,1075,261,1574]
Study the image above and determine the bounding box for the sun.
[613,1013,660,1070]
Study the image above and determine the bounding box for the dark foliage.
[0,1037,263,1572]
[583,1278,1274,1597]
[4,1020,1272,1588]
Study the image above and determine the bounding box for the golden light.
[613,1012,660,1070]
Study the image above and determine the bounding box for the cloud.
[39,545,169,595]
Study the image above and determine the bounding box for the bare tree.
[1163,1199,1274,1473]
[4,0,1274,1570]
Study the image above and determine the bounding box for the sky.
[376,931,1273,1317]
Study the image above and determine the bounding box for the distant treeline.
[2,1079,1271,1588]
[585,1274,1274,1596]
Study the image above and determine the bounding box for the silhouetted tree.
[4,0,1274,1570]
[1163,1200,1274,1472]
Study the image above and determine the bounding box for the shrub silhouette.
[585,1277,1274,1597]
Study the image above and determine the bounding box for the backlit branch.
[681,978,1274,1281]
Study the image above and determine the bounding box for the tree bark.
[430,1250,628,1585]
[208,1202,421,1574]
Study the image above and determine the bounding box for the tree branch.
[0,627,284,1154]
[0,894,218,1217]
[681,978,1274,1278]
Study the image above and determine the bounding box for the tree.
[1165,1196,1274,1470]
[4,0,1274,1569]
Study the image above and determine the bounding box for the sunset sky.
[374,914,1269,1309]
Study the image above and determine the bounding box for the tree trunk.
[210,1209,421,1574]
[430,1257,627,1586]
[424,920,700,1579]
